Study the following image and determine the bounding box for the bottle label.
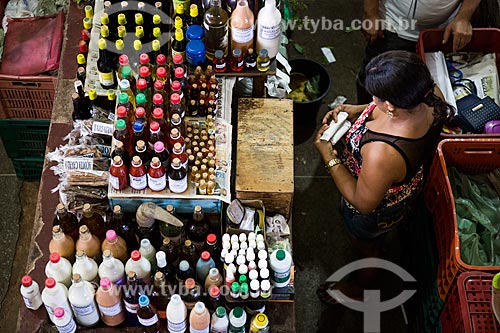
[22,296,34,309]
[198,186,207,195]
[130,174,147,190]
[148,174,167,191]
[45,304,55,316]
[56,317,77,333]
[138,314,159,326]
[168,176,187,193]
[98,301,123,316]
[98,71,115,86]
[232,25,254,43]
[211,326,229,333]
[72,302,97,317]
[215,63,226,69]
[246,61,256,68]
[124,300,139,314]
[168,318,187,332]
[109,174,120,190]
[92,121,114,136]
[259,23,281,40]
[273,270,290,284]
[191,326,210,333]
[259,61,270,67]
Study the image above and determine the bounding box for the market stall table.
[16,2,295,332]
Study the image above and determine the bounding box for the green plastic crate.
[12,158,44,180]
[0,119,49,159]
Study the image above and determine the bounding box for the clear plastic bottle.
[139,238,157,267]
[228,307,247,332]
[211,306,229,333]
[45,252,73,288]
[20,275,43,310]
[68,273,100,327]
[42,278,72,324]
[167,294,188,333]
[72,250,99,284]
[98,249,126,285]
[125,250,152,285]
[53,307,77,333]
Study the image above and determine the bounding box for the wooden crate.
[235,98,294,218]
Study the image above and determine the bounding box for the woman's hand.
[322,104,367,125]
[314,123,339,164]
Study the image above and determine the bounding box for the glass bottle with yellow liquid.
[203,0,229,60]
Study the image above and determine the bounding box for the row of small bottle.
[22,270,269,333]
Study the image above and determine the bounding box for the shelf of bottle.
[211,58,277,78]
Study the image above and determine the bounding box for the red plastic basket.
[0,74,56,119]
[424,139,500,301]
[417,28,500,139]
[440,272,500,333]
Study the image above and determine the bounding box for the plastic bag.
[449,167,500,266]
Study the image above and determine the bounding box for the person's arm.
[363,0,383,43]
[443,0,482,51]
[314,130,405,214]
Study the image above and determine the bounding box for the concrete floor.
[0,0,430,332]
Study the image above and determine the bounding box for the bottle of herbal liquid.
[53,203,79,242]
[95,277,126,326]
[49,225,75,263]
[230,0,254,55]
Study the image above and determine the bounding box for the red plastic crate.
[0,74,56,119]
[424,139,500,300]
[440,272,500,333]
[417,28,500,139]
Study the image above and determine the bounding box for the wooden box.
[235,98,294,218]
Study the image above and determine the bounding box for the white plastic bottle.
[269,249,292,287]
[72,250,98,283]
[42,277,72,324]
[167,294,187,333]
[53,307,77,333]
[20,275,43,310]
[256,0,281,58]
[45,252,73,288]
[228,307,247,333]
[125,250,151,285]
[210,306,229,333]
[68,273,100,327]
[139,238,157,266]
[98,249,126,285]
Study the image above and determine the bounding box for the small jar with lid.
[109,156,128,190]
[257,49,271,72]
[213,50,227,73]
[230,48,244,72]
[129,156,147,190]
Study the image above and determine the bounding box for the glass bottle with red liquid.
[116,106,132,135]
[129,156,148,191]
[134,140,152,167]
[138,66,153,93]
[213,50,227,73]
[171,53,186,79]
[169,93,185,119]
[148,157,167,192]
[170,142,188,169]
[118,93,135,121]
[168,128,185,152]
[138,53,153,76]
[168,158,188,193]
[134,107,148,132]
[152,108,169,139]
[147,121,165,153]
[114,119,133,156]
[117,54,131,81]
[173,67,188,97]
[152,93,165,119]
[135,94,150,117]
[170,113,184,137]
[189,83,200,102]
[155,67,169,85]
[53,203,80,242]
[136,78,152,109]
[109,156,129,190]
[131,120,148,150]
[111,141,130,170]
[153,141,170,171]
